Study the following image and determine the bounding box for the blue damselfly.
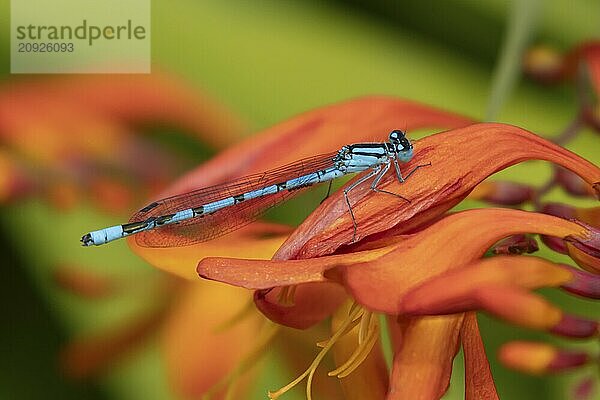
[81,130,427,247]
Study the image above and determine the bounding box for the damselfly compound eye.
[388,129,405,143]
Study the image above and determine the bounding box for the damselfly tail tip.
[81,233,94,247]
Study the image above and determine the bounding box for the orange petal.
[161,96,474,198]
[161,280,264,398]
[136,95,471,277]
[461,313,499,400]
[254,282,347,330]
[399,256,574,315]
[565,222,600,273]
[387,315,463,400]
[345,208,595,313]
[275,123,600,260]
[466,285,597,338]
[498,341,590,375]
[197,246,390,289]
[575,206,600,226]
[0,73,246,150]
[570,242,600,274]
[130,222,291,280]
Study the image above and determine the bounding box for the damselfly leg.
[395,160,432,182]
[370,161,411,202]
[343,166,381,242]
[344,160,432,243]
[320,180,334,204]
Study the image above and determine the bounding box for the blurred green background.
[0,0,599,399]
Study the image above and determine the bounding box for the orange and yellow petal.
[399,256,574,315]
[387,315,463,400]
[461,313,499,400]
[345,208,596,314]
[161,280,265,398]
[565,221,600,273]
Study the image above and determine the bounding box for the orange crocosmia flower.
[239,123,600,330]
[120,97,471,393]
[131,96,475,280]
[199,209,599,328]
[199,209,600,399]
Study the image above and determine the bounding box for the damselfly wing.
[130,152,339,247]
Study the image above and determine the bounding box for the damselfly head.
[389,129,413,162]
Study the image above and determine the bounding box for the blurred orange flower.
[524,41,600,134]
[0,72,246,210]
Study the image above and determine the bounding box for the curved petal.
[461,313,499,400]
[254,283,347,330]
[197,246,390,289]
[344,208,597,313]
[387,315,463,400]
[399,256,574,315]
[161,281,264,398]
[135,97,472,279]
[275,123,600,260]
[0,73,247,149]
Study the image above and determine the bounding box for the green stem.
[485,0,541,121]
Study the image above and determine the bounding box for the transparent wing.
[130,152,338,247]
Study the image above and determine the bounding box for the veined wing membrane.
[131,152,339,247]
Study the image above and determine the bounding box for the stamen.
[268,305,364,400]
[337,321,379,378]
[358,310,372,344]
[328,312,379,378]
[276,285,297,306]
[316,313,364,348]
